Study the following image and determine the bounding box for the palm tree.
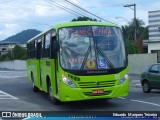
[128,18,146,40]
[122,18,148,54]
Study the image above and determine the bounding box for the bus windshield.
[59,26,126,71]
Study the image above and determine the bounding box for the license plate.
[92,89,104,94]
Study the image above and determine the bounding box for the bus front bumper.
[59,80,129,102]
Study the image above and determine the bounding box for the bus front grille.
[83,90,112,96]
[78,80,116,88]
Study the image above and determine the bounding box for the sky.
[0,0,160,41]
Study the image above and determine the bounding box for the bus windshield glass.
[59,26,126,71]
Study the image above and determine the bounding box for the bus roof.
[55,21,117,29]
[27,21,118,43]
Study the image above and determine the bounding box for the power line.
[49,0,85,16]
[62,0,93,18]
[87,4,124,8]
[65,0,117,24]
[44,0,83,17]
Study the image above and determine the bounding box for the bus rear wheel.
[47,81,60,105]
[31,73,39,92]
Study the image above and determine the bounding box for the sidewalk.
[0,69,27,78]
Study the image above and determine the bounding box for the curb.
[130,79,141,88]
[131,83,141,88]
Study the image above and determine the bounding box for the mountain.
[1,29,41,44]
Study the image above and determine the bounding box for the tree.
[12,45,26,60]
[0,51,13,61]
[124,39,140,54]
[72,16,99,22]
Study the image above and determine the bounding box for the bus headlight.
[62,75,76,88]
[119,74,129,85]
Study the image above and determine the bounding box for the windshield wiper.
[97,47,115,69]
[80,46,91,70]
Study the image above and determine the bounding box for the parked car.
[141,64,160,93]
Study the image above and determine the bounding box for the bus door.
[51,31,58,95]
[40,33,51,91]
[40,30,58,94]
[36,38,42,86]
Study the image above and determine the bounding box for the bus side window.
[51,36,57,59]
[27,43,30,59]
[51,30,57,59]
[30,41,35,59]
[43,33,51,58]
[36,38,42,59]
[41,36,44,58]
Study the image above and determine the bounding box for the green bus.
[27,21,129,104]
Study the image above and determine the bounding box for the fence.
[128,53,157,74]
[0,60,26,70]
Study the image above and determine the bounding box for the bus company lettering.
[70,29,91,35]
[65,58,83,63]
[97,28,112,35]
[70,28,112,35]
[87,70,108,74]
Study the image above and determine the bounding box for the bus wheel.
[31,73,39,92]
[47,81,60,105]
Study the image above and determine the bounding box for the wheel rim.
[143,83,148,92]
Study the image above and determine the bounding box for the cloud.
[34,5,53,16]
[5,23,19,29]
[0,23,20,40]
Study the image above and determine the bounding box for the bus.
[27,21,129,104]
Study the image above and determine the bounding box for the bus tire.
[31,73,39,92]
[47,80,60,105]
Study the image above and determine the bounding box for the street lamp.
[115,17,130,23]
[158,26,160,31]
[116,17,133,33]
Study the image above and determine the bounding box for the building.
[148,10,160,62]
[0,42,26,55]
[143,40,149,53]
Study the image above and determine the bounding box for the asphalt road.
[0,70,160,111]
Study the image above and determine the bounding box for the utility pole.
[124,4,136,41]
[158,26,160,32]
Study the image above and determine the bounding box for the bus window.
[43,33,51,58]
[30,41,35,59]
[36,38,42,59]
[27,43,30,59]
